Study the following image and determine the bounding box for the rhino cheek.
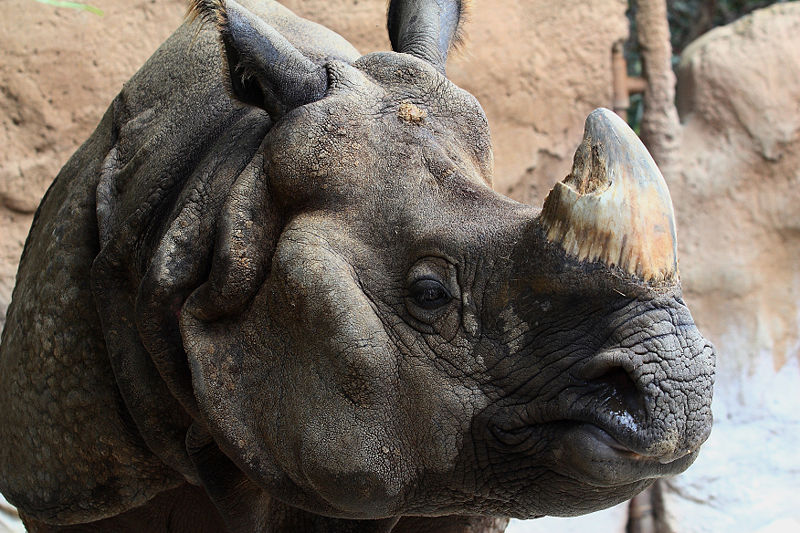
[269,227,494,514]
[179,235,399,516]
[255,229,410,515]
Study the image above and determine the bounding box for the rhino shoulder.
[0,19,270,523]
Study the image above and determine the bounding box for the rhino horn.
[539,108,678,283]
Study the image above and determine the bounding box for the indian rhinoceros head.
[157,0,715,521]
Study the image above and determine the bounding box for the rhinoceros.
[0,0,715,531]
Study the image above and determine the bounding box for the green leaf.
[33,0,104,16]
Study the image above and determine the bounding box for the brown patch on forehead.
[397,101,427,124]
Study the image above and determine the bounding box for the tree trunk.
[635,0,681,176]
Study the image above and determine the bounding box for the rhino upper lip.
[490,417,639,456]
[491,414,695,463]
[566,423,698,486]
[585,425,643,457]
[580,424,669,462]
[587,426,695,465]
[489,398,693,462]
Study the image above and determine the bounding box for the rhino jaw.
[539,108,678,283]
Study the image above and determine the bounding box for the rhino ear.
[387,0,468,74]
[190,0,328,118]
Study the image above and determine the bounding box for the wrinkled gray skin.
[0,0,715,532]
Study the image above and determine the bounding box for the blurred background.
[1,1,799,531]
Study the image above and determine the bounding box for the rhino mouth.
[489,419,699,488]
[548,423,698,487]
[487,359,703,487]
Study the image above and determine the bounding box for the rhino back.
[0,20,269,524]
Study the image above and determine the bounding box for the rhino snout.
[476,293,715,514]
[576,341,714,464]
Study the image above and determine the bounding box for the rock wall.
[660,4,800,532]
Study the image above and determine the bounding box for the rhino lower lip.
[584,426,697,465]
[489,421,697,487]
[555,424,699,486]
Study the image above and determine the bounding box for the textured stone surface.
[660,4,800,532]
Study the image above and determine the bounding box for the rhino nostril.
[591,366,646,422]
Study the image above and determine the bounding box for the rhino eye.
[409,279,452,310]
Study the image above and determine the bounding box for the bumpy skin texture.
[0,1,715,532]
